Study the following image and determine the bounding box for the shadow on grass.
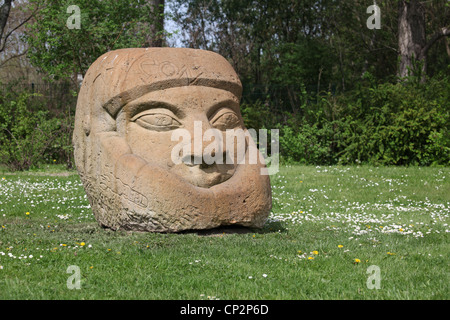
[259,220,287,234]
[182,220,287,237]
[56,218,287,238]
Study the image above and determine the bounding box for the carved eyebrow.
[125,100,185,119]
[206,99,240,119]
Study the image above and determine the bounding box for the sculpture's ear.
[82,114,90,136]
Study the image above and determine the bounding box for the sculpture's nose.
[178,118,229,168]
[181,154,203,167]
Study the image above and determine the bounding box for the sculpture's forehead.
[129,86,239,107]
[81,48,242,117]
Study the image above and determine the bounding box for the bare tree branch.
[0,47,27,67]
[421,26,450,57]
[0,5,38,53]
[445,37,450,58]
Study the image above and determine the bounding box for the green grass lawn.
[0,165,448,299]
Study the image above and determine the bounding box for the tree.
[24,0,166,83]
[169,0,338,113]
[397,0,450,79]
[143,0,165,47]
[325,0,400,90]
[0,0,14,52]
[1,0,38,64]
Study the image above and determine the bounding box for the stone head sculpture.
[73,48,272,232]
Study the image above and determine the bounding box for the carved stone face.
[73,48,271,232]
[120,86,241,188]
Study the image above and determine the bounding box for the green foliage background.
[0,82,74,171]
[24,0,161,79]
[0,0,449,170]
[243,72,450,166]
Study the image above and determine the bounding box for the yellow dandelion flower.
[338,245,343,248]
[80,242,85,246]
[312,250,319,255]
[308,257,314,260]
[354,258,361,263]
[25,212,30,215]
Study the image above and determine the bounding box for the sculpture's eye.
[131,109,181,131]
[210,108,241,131]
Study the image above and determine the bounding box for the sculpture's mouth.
[170,162,236,188]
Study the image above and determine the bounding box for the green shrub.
[335,78,450,165]
[45,114,75,169]
[240,100,276,130]
[0,89,61,171]
[279,122,337,165]
[272,74,449,166]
